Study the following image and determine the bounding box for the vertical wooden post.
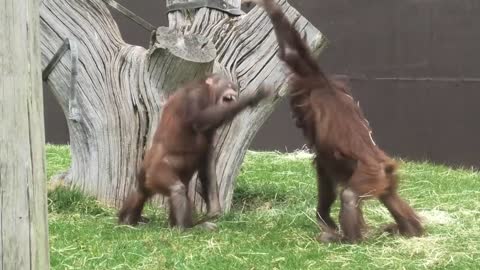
[0,0,50,269]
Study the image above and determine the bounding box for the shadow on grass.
[48,187,110,216]
[231,185,288,211]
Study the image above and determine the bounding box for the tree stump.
[40,0,327,211]
[0,0,50,268]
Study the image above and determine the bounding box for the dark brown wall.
[285,0,480,168]
[43,0,480,168]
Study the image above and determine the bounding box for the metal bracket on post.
[42,39,71,81]
[167,0,244,16]
[42,38,81,122]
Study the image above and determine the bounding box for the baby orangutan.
[247,0,424,243]
[119,74,270,230]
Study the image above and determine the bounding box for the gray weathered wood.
[40,0,327,211]
[166,0,244,16]
[0,0,50,269]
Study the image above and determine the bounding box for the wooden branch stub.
[153,26,216,63]
[166,0,243,16]
[146,26,217,94]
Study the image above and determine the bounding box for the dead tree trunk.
[0,0,50,268]
[40,0,326,211]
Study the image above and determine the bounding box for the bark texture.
[40,0,326,211]
[0,0,50,269]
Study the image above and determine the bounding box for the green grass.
[46,145,480,269]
